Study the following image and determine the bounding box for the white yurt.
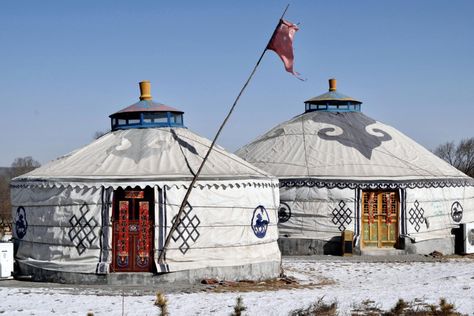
[10,81,281,283]
[236,79,474,255]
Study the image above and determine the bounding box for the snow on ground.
[1,257,474,315]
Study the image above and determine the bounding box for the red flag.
[267,19,302,79]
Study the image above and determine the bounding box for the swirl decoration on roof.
[314,113,392,159]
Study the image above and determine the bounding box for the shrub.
[154,291,169,316]
[289,297,337,316]
[231,296,247,316]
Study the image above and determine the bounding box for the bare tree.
[10,156,41,178]
[93,130,110,140]
[434,137,474,178]
[0,157,41,220]
[0,174,11,220]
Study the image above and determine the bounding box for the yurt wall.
[278,186,354,245]
[277,183,474,255]
[161,180,280,272]
[11,185,106,273]
[11,179,281,279]
[404,186,474,244]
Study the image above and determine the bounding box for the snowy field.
[1,257,474,315]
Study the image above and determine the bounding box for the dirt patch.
[443,253,474,260]
[201,276,334,293]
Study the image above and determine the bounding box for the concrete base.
[16,260,281,285]
[279,236,456,256]
[278,237,345,256]
[403,236,455,255]
[360,248,406,256]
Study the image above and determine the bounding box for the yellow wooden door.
[362,191,398,248]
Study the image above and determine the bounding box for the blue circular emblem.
[278,202,291,223]
[251,205,269,238]
[15,206,28,239]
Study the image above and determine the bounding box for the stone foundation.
[279,235,456,256]
[278,237,345,256]
[15,260,281,285]
[403,236,455,255]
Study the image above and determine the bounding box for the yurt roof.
[304,78,361,105]
[110,100,183,116]
[109,81,183,119]
[13,81,275,187]
[17,127,272,183]
[236,80,472,184]
[304,90,360,103]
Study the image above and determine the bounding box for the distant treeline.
[0,157,41,220]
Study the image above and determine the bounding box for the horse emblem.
[252,206,269,238]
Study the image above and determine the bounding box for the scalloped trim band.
[280,178,474,190]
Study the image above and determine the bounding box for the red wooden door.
[112,187,154,272]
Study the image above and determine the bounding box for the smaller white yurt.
[236,79,474,255]
[11,81,281,284]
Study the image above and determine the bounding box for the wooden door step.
[360,248,406,256]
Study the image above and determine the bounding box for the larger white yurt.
[11,81,281,283]
[236,79,474,255]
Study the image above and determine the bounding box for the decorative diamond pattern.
[68,203,98,255]
[331,200,352,231]
[408,200,425,232]
[171,203,200,255]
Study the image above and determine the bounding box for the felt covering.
[236,110,474,249]
[11,127,281,275]
[236,111,470,180]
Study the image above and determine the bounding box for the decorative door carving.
[362,191,398,248]
[112,187,154,272]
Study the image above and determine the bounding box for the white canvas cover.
[11,179,280,274]
[236,111,470,181]
[11,185,104,273]
[236,110,474,248]
[159,180,280,272]
[11,126,281,275]
[278,186,355,241]
[18,127,271,183]
[405,186,474,242]
[277,185,474,244]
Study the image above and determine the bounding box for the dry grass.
[384,297,464,315]
[154,291,169,316]
[289,297,338,316]
[290,297,465,316]
[443,253,474,260]
[351,299,384,315]
[203,276,334,293]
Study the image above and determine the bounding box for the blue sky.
[0,1,473,166]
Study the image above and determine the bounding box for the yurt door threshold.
[111,187,154,272]
[361,191,399,248]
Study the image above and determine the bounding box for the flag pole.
[158,4,290,264]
